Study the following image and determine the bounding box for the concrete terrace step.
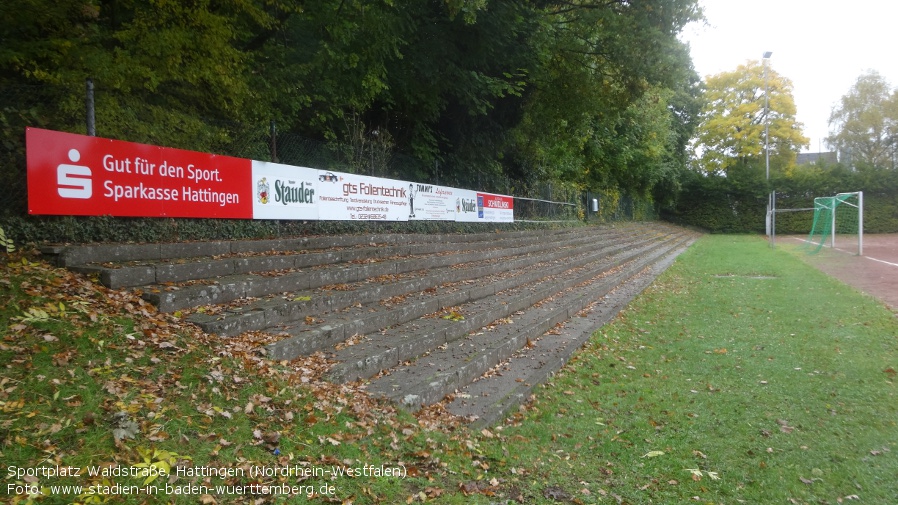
[320,232,684,382]
[361,233,694,411]
[45,222,698,424]
[445,236,696,427]
[260,229,673,361]
[139,227,618,313]
[188,226,646,337]
[46,229,577,289]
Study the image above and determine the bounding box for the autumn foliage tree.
[691,61,808,176]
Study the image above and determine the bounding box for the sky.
[680,0,898,153]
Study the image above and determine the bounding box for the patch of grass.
[478,235,898,504]
[3,234,897,504]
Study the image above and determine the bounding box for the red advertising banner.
[479,193,514,222]
[26,128,253,218]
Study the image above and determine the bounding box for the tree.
[827,71,898,170]
[0,0,273,145]
[691,60,808,175]
[1,0,705,215]
[510,0,703,192]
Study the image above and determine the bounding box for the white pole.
[858,191,863,256]
[770,191,776,249]
[765,62,770,181]
[831,199,836,249]
[762,51,773,236]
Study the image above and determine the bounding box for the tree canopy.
[827,70,898,170]
[690,60,808,176]
[1,0,704,211]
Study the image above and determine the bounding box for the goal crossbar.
[768,191,815,248]
[769,191,863,255]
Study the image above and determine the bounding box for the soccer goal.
[768,190,815,249]
[804,191,863,255]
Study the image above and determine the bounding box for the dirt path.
[784,233,898,311]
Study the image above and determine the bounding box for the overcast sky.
[680,0,898,153]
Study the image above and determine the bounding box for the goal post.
[805,191,863,255]
[769,190,863,255]
[768,190,815,249]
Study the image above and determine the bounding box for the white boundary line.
[866,256,898,268]
[790,237,898,268]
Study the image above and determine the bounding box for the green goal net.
[804,191,863,255]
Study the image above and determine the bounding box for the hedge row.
[1,214,581,246]
[665,164,898,234]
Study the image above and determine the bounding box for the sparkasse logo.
[56,148,92,199]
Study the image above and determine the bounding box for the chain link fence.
[1,82,85,218]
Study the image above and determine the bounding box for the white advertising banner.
[454,190,514,223]
[251,161,319,220]
[454,189,481,222]
[316,170,411,221]
[409,183,457,221]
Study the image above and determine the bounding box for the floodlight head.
[763,51,773,59]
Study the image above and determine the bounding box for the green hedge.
[665,164,898,234]
[0,213,593,246]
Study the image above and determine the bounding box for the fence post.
[269,120,278,162]
[585,190,590,223]
[85,78,96,136]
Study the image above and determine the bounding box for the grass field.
[2,234,897,504]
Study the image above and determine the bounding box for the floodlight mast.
[763,51,773,238]
[763,51,772,179]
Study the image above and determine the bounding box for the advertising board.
[409,183,456,221]
[27,128,252,218]
[26,128,514,223]
[315,171,411,221]
[250,161,319,220]
[453,190,514,223]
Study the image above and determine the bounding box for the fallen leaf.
[542,486,570,501]
[110,412,139,441]
[777,419,795,434]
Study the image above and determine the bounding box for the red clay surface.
[782,233,898,311]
